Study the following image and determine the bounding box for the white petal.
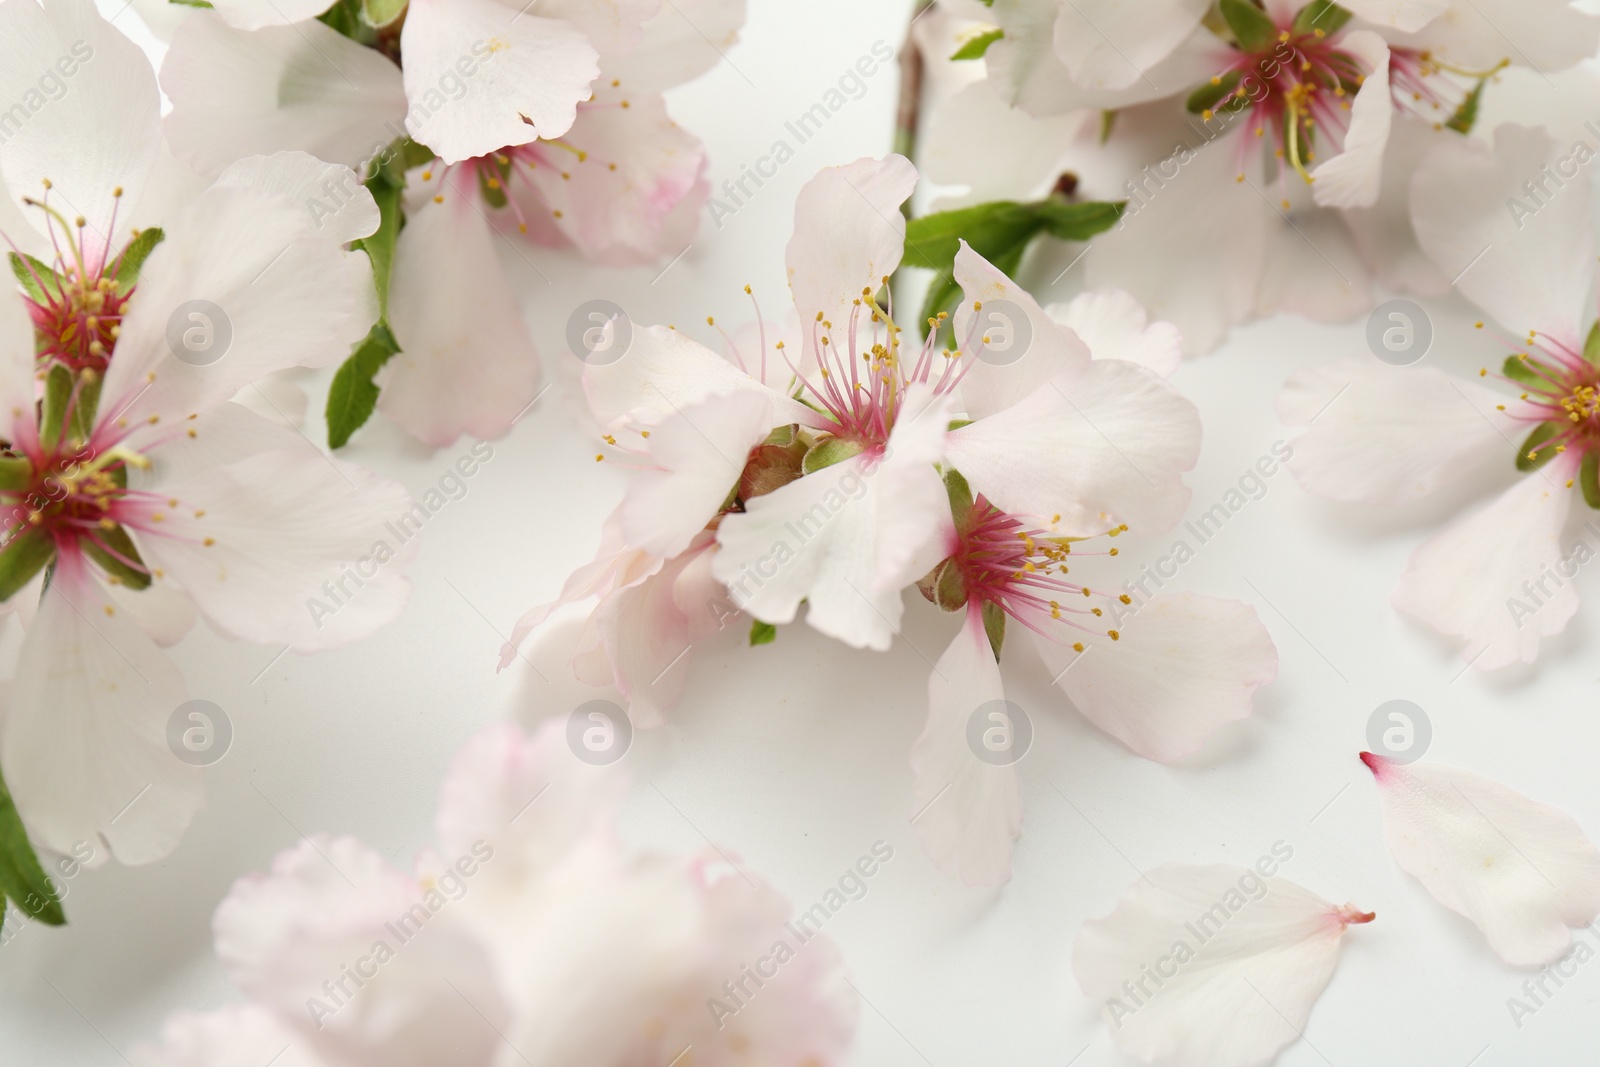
[135,404,418,653]
[0,289,37,442]
[786,155,917,329]
[379,194,541,446]
[101,184,372,432]
[604,0,746,92]
[130,1006,330,1067]
[536,0,659,56]
[910,610,1023,886]
[1339,0,1448,31]
[582,323,817,431]
[103,576,197,649]
[161,13,407,177]
[1252,198,1373,323]
[1411,124,1594,347]
[208,0,334,29]
[712,388,952,651]
[1364,754,1600,965]
[1278,359,1520,503]
[2,559,200,865]
[1087,140,1270,356]
[401,0,599,163]
[619,389,774,558]
[921,81,1092,203]
[1074,863,1372,1067]
[1047,289,1182,378]
[1049,0,1212,91]
[1393,466,1577,669]
[216,152,379,246]
[1036,594,1277,761]
[950,241,1092,420]
[594,546,717,726]
[945,358,1200,537]
[1394,0,1600,73]
[0,0,160,252]
[1310,32,1392,208]
[1340,116,1453,296]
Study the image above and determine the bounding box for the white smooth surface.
[5,2,1600,1064]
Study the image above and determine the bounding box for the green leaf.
[362,0,406,26]
[1031,199,1125,242]
[112,227,164,294]
[0,528,57,603]
[1502,354,1550,389]
[1515,422,1561,472]
[325,323,399,449]
[801,436,865,474]
[1582,452,1600,509]
[749,620,777,646]
[82,524,151,592]
[950,28,1002,60]
[0,767,63,926]
[1186,71,1244,115]
[1583,321,1600,365]
[1292,0,1353,35]
[353,179,403,321]
[9,251,56,304]
[982,600,1006,661]
[1445,78,1487,135]
[1220,0,1278,51]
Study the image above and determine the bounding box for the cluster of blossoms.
[503,154,1281,886]
[920,0,1600,352]
[157,0,743,445]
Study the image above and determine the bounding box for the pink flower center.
[1482,326,1600,466]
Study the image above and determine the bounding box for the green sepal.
[0,457,32,493]
[749,620,777,646]
[0,766,64,926]
[1220,0,1278,50]
[354,179,403,321]
[82,524,151,592]
[1583,321,1600,366]
[1445,78,1487,135]
[917,558,968,612]
[478,162,510,210]
[1502,354,1549,389]
[982,600,1007,661]
[1186,72,1244,115]
[113,227,164,294]
[1099,109,1116,144]
[1292,0,1353,35]
[943,467,974,522]
[325,323,399,449]
[801,436,865,474]
[0,528,57,603]
[40,365,72,452]
[317,0,377,43]
[1581,453,1600,509]
[166,0,212,6]
[362,0,406,26]
[950,28,1002,60]
[9,252,56,305]
[1515,422,1561,472]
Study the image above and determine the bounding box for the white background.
[4,1,1600,1064]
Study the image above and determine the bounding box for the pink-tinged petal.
[130,1006,330,1067]
[786,155,917,330]
[504,92,706,266]
[401,0,599,163]
[946,358,1200,538]
[950,241,1092,420]
[1310,31,1392,208]
[379,195,541,446]
[1074,864,1372,1067]
[594,543,721,727]
[536,0,660,56]
[1341,117,1452,297]
[161,14,407,177]
[1087,140,1270,355]
[909,609,1023,886]
[1037,594,1276,761]
[1278,359,1519,503]
[214,835,509,1067]
[1363,753,1600,965]
[104,576,197,649]
[2,558,200,865]
[1412,124,1594,347]
[216,152,380,246]
[1049,0,1212,91]
[0,0,159,253]
[207,0,334,28]
[712,388,952,651]
[1253,196,1373,323]
[1339,0,1448,30]
[1392,468,1576,669]
[582,323,820,432]
[604,0,746,92]
[620,390,774,559]
[1047,289,1182,379]
[134,404,417,653]
[102,184,372,433]
[435,720,627,903]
